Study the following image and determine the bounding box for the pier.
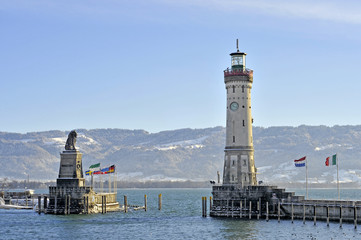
[207,185,360,227]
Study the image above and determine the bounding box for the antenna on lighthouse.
[236,39,239,52]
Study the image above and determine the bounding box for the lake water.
[1,188,361,240]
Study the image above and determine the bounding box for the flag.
[100,165,116,174]
[85,170,92,176]
[294,156,306,167]
[109,165,115,173]
[325,154,337,166]
[89,163,100,169]
[92,170,102,175]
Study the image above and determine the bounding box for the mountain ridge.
[1,125,361,187]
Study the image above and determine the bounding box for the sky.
[1,0,361,133]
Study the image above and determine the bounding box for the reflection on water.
[218,218,259,239]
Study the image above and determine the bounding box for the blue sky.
[1,0,361,133]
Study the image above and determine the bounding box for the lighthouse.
[223,40,257,186]
[210,42,354,222]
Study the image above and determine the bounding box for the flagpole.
[91,172,94,189]
[306,157,308,200]
[337,153,340,200]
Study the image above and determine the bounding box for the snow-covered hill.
[1,125,361,187]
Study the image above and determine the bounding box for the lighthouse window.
[232,175,235,181]
[242,105,245,108]
[233,136,235,143]
[242,85,244,93]
[232,86,235,93]
[232,160,235,166]
[243,120,245,126]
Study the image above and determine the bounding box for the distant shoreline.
[2,179,360,189]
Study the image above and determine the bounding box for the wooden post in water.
[291,203,294,223]
[158,194,162,211]
[303,203,306,224]
[244,199,246,214]
[54,196,57,214]
[249,201,252,220]
[202,197,204,217]
[124,195,128,213]
[257,200,260,220]
[339,204,343,228]
[68,195,71,214]
[204,197,207,217]
[205,197,207,217]
[64,195,68,215]
[240,201,243,218]
[38,196,41,214]
[44,196,47,212]
[86,196,89,214]
[26,196,28,207]
[225,200,228,217]
[277,201,280,223]
[144,195,147,211]
[266,202,269,222]
[32,197,34,208]
[231,200,234,218]
[209,196,212,212]
[326,205,329,227]
[354,202,357,229]
[313,204,316,225]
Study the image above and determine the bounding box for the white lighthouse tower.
[223,40,257,186]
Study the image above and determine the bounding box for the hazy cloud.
[3,0,361,25]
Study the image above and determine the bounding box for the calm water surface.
[1,188,361,240]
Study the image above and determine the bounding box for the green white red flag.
[325,154,337,166]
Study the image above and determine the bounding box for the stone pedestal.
[57,150,85,188]
[47,150,88,214]
[58,150,84,182]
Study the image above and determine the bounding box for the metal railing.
[224,68,253,77]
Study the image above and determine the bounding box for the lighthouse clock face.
[230,102,239,111]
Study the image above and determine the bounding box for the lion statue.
[65,130,77,150]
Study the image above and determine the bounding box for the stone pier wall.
[282,201,361,222]
[210,185,361,223]
[47,186,92,214]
